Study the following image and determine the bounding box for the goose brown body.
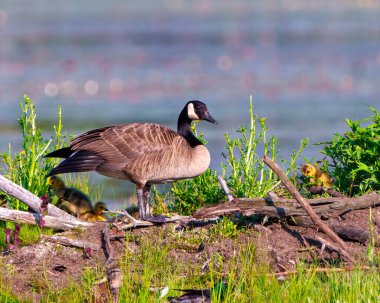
[45,101,217,219]
[67,123,211,185]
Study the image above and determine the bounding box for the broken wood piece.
[315,236,354,263]
[0,207,93,230]
[0,174,77,220]
[42,235,101,250]
[102,224,123,303]
[262,156,351,259]
[218,175,234,202]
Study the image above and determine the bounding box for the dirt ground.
[1,207,377,302]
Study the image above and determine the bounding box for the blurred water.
[0,1,379,205]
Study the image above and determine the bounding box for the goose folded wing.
[69,123,184,170]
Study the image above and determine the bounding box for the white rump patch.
[187,102,200,120]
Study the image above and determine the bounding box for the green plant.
[209,216,239,239]
[168,168,225,215]
[320,106,380,196]
[222,97,308,198]
[0,96,68,210]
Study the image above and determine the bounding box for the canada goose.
[301,163,334,189]
[48,175,93,217]
[45,100,217,220]
[80,201,109,222]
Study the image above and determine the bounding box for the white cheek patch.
[187,102,200,120]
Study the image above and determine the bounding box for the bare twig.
[218,175,234,202]
[315,236,354,262]
[272,266,372,278]
[262,156,352,261]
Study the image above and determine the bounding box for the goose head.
[185,100,217,124]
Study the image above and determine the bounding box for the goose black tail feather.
[46,150,103,177]
[44,147,75,159]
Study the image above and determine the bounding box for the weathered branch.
[0,174,77,220]
[262,156,349,254]
[41,235,100,250]
[0,207,93,230]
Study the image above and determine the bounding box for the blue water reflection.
[0,1,379,206]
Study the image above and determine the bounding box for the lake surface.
[0,1,379,206]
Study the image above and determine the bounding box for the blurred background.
[0,0,379,203]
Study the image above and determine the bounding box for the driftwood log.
[0,174,78,220]
[194,192,380,219]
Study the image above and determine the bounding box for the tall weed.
[222,97,308,198]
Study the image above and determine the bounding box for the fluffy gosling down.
[48,175,93,217]
[80,202,108,222]
[48,176,108,221]
[45,101,217,221]
[301,163,334,189]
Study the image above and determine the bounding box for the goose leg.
[143,185,170,223]
[142,185,151,219]
[136,186,145,219]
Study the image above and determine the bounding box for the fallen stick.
[41,235,100,250]
[262,156,351,259]
[0,174,77,220]
[0,207,93,230]
[106,210,189,229]
[315,236,353,262]
[218,175,234,202]
[272,266,372,278]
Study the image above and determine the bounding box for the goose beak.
[203,111,218,125]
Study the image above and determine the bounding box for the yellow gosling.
[301,163,334,189]
[80,202,109,222]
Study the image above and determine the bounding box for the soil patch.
[1,207,377,302]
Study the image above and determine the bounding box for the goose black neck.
[177,108,203,148]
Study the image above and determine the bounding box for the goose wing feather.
[70,123,189,171]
